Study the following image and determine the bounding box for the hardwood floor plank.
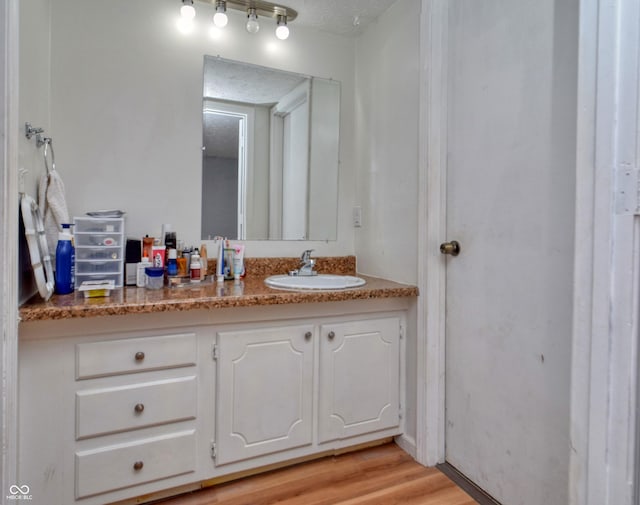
[154,443,478,505]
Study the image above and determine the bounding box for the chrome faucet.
[290,249,317,276]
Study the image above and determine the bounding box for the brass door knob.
[440,240,461,256]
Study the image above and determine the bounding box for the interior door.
[443,2,575,504]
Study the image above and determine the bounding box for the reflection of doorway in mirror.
[269,81,311,240]
[201,106,249,240]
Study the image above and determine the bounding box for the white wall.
[353,0,420,285]
[49,0,356,257]
[18,0,51,303]
[353,0,421,450]
[18,0,51,198]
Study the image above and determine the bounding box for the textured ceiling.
[280,0,399,36]
[204,56,308,104]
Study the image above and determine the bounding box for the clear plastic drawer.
[74,233,122,247]
[76,272,122,287]
[75,246,122,261]
[74,218,124,234]
[76,260,122,274]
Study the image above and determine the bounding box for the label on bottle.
[190,267,201,281]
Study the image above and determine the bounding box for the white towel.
[38,169,70,260]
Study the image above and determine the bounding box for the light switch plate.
[353,206,362,227]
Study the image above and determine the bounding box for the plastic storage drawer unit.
[74,217,125,288]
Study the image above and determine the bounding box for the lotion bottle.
[136,256,151,287]
[190,249,201,283]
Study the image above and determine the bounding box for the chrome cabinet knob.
[328,331,335,340]
[304,331,312,340]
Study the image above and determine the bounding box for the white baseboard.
[394,434,417,460]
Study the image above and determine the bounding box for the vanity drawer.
[75,430,196,499]
[76,376,197,440]
[76,333,197,379]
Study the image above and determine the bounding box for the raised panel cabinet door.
[318,317,401,443]
[215,325,314,465]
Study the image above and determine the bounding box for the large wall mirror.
[202,57,340,241]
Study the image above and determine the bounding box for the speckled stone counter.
[19,256,418,322]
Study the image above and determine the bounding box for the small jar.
[145,267,164,290]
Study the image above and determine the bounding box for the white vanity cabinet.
[214,316,402,467]
[73,334,199,499]
[18,300,410,505]
[318,318,401,443]
[215,324,315,464]
[18,326,210,505]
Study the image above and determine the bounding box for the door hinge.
[616,169,640,215]
[399,324,404,339]
[211,441,217,460]
[212,343,218,361]
[399,403,403,419]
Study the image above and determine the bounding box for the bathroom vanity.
[18,260,417,505]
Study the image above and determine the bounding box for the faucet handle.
[301,249,314,262]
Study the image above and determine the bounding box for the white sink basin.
[264,274,366,291]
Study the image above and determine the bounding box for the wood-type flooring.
[154,443,478,505]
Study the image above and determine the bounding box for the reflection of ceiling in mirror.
[203,113,240,159]
[204,57,309,105]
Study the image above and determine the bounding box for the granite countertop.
[19,257,419,322]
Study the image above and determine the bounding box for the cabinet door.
[318,317,400,443]
[216,324,314,465]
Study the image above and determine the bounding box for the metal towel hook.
[25,122,44,140]
[42,137,55,174]
[25,122,56,173]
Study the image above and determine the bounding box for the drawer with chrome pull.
[75,375,197,440]
[75,430,196,499]
[75,333,197,379]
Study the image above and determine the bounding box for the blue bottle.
[55,223,75,294]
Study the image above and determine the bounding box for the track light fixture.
[179,0,297,39]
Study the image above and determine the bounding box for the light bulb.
[246,9,260,34]
[180,2,195,20]
[213,1,227,28]
[275,16,289,40]
[213,11,228,27]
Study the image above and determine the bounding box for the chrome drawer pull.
[133,461,144,471]
[134,403,145,414]
[134,351,145,361]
